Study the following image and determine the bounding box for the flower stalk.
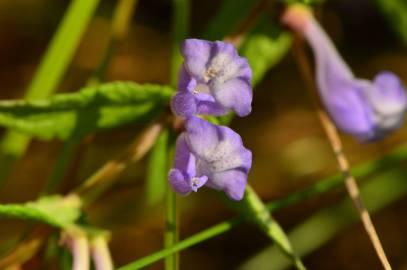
[61,229,90,270]
[91,235,114,270]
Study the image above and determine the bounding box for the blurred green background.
[0,0,407,269]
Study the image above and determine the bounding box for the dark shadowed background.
[0,0,406,269]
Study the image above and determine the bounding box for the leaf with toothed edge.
[0,195,81,228]
[0,82,173,140]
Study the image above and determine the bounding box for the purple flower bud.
[171,39,253,117]
[168,116,252,200]
[283,5,407,142]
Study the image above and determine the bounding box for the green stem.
[0,0,101,183]
[116,142,407,270]
[170,0,190,86]
[42,140,80,194]
[145,129,169,205]
[163,0,190,268]
[164,136,178,270]
[267,142,407,212]
[119,220,241,270]
[164,188,178,270]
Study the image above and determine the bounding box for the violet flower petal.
[185,116,252,200]
[286,7,407,142]
[181,39,211,80]
[168,116,252,200]
[171,92,197,117]
[168,169,192,195]
[173,39,253,117]
[369,72,407,131]
[209,170,248,201]
[211,78,252,117]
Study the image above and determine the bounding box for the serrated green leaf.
[0,82,173,140]
[0,195,81,228]
[240,16,292,86]
[375,0,407,45]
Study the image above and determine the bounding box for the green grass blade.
[26,0,100,100]
[44,0,139,195]
[117,219,241,270]
[234,186,306,270]
[0,0,101,182]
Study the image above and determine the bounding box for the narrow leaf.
[0,0,101,180]
[0,82,172,140]
[234,185,306,270]
[375,0,407,45]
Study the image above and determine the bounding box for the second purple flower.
[283,5,407,142]
[169,116,252,201]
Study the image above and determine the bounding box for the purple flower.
[283,5,407,142]
[168,116,252,200]
[171,39,253,117]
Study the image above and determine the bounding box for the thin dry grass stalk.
[293,38,392,270]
